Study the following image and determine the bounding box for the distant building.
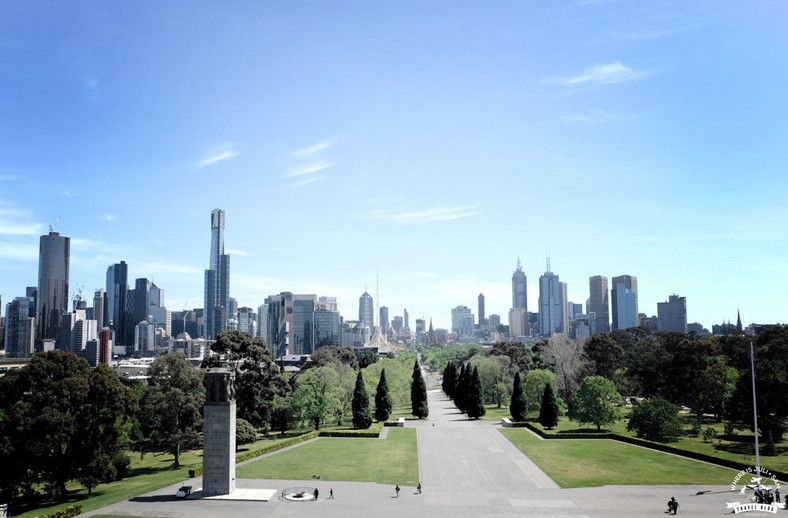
[106,261,129,347]
[588,275,610,334]
[204,208,230,339]
[37,231,70,345]
[478,293,486,326]
[512,258,527,311]
[611,275,638,330]
[508,307,528,340]
[451,306,474,338]
[358,291,374,329]
[380,306,389,337]
[4,297,36,357]
[538,259,566,336]
[657,294,687,333]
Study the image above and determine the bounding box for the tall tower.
[588,275,610,334]
[611,275,638,330]
[358,290,374,329]
[538,257,565,337]
[478,293,485,326]
[36,231,70,344]
[512,257,527,311]
[204,209,230,339]
[106,261,129,346]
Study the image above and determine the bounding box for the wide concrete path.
[85,388,740,518]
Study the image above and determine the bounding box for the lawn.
[237,427,419,485]
[500,427,739,488]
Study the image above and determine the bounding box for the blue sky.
[1,0,787,331]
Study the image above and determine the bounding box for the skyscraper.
[36,231,70,344]
[106,261,129,345]
[478,293,485,325]
[512,258,527,311]
[358,290,374,329]
[588,275,610,334]
[611,275,638,330]
[204,209,230,339]
[4,296,36,357]
[538,258,566,336]
[451,306,474,338]
[380,306,389,337]
[657,294,687,333]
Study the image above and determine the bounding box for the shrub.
[35,504,83,518]
[702,427,718,443]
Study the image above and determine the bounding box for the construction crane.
[49,216,61,233]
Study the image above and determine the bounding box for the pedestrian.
[776,487,781,503]
[395,484,400,497]
[416,482,422,494]
[328,488,334,499]
[314,488,319,500]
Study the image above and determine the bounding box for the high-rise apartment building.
[657,294,687,333]
[36,231,70,344]
[512,258,527,311]
[588,275,610,334]
[4,296,36,357]
[478,293,485,325]
[451,306,474,338]
[538,259,566,336]
[358,291,374,329]
[204,209,230,339]
[611,275,638,330]
[403,308,409,331]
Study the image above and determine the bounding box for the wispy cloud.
[291,176,322,188]
[545,62,653,88]
[105,214,117,222]
[292,140,333,156]
[366,205,480,225]
[285,161,334,178]
[195,144,240,168]
[83,74,99,101]
[560,109,628,125]
[0,208,41,235]
[0,242,38,260]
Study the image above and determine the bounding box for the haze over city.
[2,1,787,330]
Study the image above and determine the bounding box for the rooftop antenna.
[516,255,522,270]
[546,253,551,273]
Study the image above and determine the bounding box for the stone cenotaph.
[202,368,236,495]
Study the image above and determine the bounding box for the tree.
[454,363,468,412]
[352,371,373,429]
[538,383,559,430]
[270,395,293,435]
[359,349,379,368]
[582,334,623,380]
[466,366,486,419]
[540,334,583,402]
[487,341,532,373]
[626,397,683,442]
[291,366,342,430]
[374,368,393,421]
[442,362,457,398]
[469,355,512,407]
[410,360,429,419]
[509,371,527,421]
[569,375,622,432]
[139,353,204,467]
[236,418,258,446]
[307,345,359,370]
[203,330,290,429]
[523,369,556,417]
[0,352,137,501]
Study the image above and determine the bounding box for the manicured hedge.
[34,504,82,518]
[522,423,788,482]
[318,422,384,438]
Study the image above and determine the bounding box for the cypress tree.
[455,363,467,412]
[466,366,486,419]
[509,371,527,421]
[443,362,457,399]
[538,382,559,430]
[352,371,373,429]
[374,368,393,422]
[411,360,429,419]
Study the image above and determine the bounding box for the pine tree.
[443,362,457,399]
[466,366,486,419]
[455,363,468,413]
[374,368,393,422]
[538,382,559,430]
[509,371,527,421]
[411,360,429,419]
[352,371,373,429]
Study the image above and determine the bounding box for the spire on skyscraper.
[736,309,742,331]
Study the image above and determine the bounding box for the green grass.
[237,427,419,485]
[11,434,309,518]
[500,427,739,488]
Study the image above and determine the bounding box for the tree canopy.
[509,371,527,422]
[411,360,429,419]
[352,371,373,429]
[626,397,683,442]
[374,368,393,422]
[569,375,622,432]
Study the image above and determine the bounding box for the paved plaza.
[84,389,745,518]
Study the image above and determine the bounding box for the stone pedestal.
[203,369,236,495]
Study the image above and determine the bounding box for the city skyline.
[2,1,787,331]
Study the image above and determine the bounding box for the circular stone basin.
[284,491,316,501]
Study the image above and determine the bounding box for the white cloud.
[225,248,249,256]
[285,162,334,178]
[0,208,41,235]
[0,242,38,260]
[105,214,117,222]
[292,140,333,156]
[195,144,240,168]
[291,176,322,188]
[547,62,652,87]
[366,205,480,225]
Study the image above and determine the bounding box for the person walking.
[416,482,422,494]
[395,484,400,497]
[328,488,334,499]
[314,488,319,500]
